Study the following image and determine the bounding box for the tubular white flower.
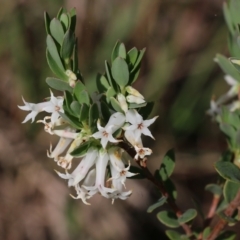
[84,149,114,197]
[18,91,63,124]
[56,147,98,187]
[47,137,73,161]
[71,169,96,205]
[108,164,132,204]
[125,109,158,141]
[56,137,84,169]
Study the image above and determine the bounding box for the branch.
[120,142,193,237]
[207,189,240,240]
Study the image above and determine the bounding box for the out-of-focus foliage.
[0,0,234,240]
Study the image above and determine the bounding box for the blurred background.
[0,0,235,239]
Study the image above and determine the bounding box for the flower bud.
[126,95,145,104]
[117,93,128,112]
[66,70,77,87]
[125,86,144,99]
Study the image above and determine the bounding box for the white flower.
[92,112,125,148]
[56,147,98,186]
[125,109,158,141]
[108,162,132,204]
[108,147,137,187]
[134,145,152,160]
[18,90,63,124]
[83,149,114,198]
[71,169,96,205]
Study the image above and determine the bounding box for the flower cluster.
[19,94,157,204]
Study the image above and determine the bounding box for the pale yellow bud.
[117,93,128,112]
[126,95,145,104]
[125,86,144,99]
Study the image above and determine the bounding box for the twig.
[120,142,193,237]
[207,189,240,240]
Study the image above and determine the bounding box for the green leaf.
[220,123,236,138]
[89,103,99,127]
[178,209,197,224]
[229,57,240,73]
[223,180,240,203]
[166,230,189,240]
[118,43,126,59]
[106,87,116,103]
[69,8,77,32]
[46,35,65,72]
[127,47,138,67]
[202,227,211,240]
[216,198,228,213]
[79,104,89,122]
[70,141,89,157]
[138,102,154,119]
[46,77,73,92]
[57,7,65,19]
[77,90,90,105]
[129,64,141,84]
[157,211,180,228]
[147,197,167,213]
[50,18,65,45]
[44,12,51,35]
[205,184,222,195]
[61,30,75,60]
[59,112,80,129]
[159,149,175,181]
[216,230,236,240]
[215,161,240,183]
[70,101,81,117]
[164,178,177,200]
[64,91,74,114]
[46,50,67,80]
[105,61,118,91]
[111,41,120,63]
[111,57,129,86]
[110,97,124,113]
[131,48,146,72]
[60,13,69,30]
[74,81,85,98]
[215,54,240,82]
[100,101,111,123]
[96,74,110,92]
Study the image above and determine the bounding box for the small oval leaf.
[159,149,175,181]
[223,180,240,203]
[205,184,222,196]
[178,209,197,224]
[215,161,240,183]
[50,18,65,45]
[111,57,129,86]
[157,211,180,228]
[46,35,65,72]
[46,77,72,92]
[147,196,167,213]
